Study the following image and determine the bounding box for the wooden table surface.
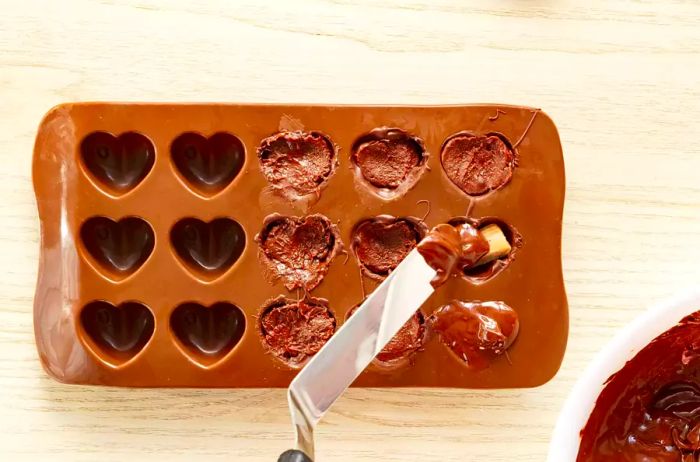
[2,1,700,460]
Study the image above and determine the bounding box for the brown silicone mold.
[33,103,566,387]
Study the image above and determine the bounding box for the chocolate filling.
[352,216,427,279]
[429,300,519,369]
[448,217,522,283]
[259,297,335,366]
[347,305,425,365]
[257,130,336,199]
[441,132,515,196]
[256,214,342,291]
[416,222,490,288]
[375,310,425,364]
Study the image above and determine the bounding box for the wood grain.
[2,0,700,460]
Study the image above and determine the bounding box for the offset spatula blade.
[286,249,437,459]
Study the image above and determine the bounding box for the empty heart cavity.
[80,216,155,280]
[171,132,245,196]
[170,302,246,367]
[80,301,155,367]
[170,218,246,281]
[80,131,155,195]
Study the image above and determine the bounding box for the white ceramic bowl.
[547,288,700,461]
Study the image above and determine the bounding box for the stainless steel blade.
[287,249,437,459]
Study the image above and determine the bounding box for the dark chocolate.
[448,216,522,284]
[578,312,700,462]
[429,300,519,369]
[351,127,427,198]
[256,214,343,291]
[351,215,427,280]
[375,310,425,365]
[347,305,425,368]
[416,222,489,287]
[441,132,515,196]
[259,296,336,367]
[258,130,337,200]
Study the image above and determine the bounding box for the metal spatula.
[277,249,437,461]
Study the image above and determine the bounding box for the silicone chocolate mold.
[33,103,566,387]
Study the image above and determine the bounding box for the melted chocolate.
[258,131,337,199]
[259,297,336,367]
[350,128,428,199]
[416,223,489,287]
[441,132,515,196]
[578,312,700,462]
[429,300,519,369]
[352,216,427,279]
[347,305,425,367]
[256,214,342,291]
[448,217,522,284]
[376,311,425,364]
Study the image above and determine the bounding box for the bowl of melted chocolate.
[548,289,700,462]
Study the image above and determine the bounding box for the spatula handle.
[278,449,312,462]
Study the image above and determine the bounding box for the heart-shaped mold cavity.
[351,128,428,199]
[351,215,427,280]
[257,130,337,200]
[440,132,516,196]
[80,216,155,281]
[429,300,519,370]
[170,302,246,367]
[448,216,522,283]
[171,132,245,196]
[170,218,246,281]
[258,296,336,368]
[80,301,155,367]
[80,131,155,195]
[256,214,343,291]
[347,304,425,369]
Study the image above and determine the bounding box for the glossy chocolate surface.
[429,301,519,370]
[578,312,700,461]
[417,222,490,287]
[33,103,566,387]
